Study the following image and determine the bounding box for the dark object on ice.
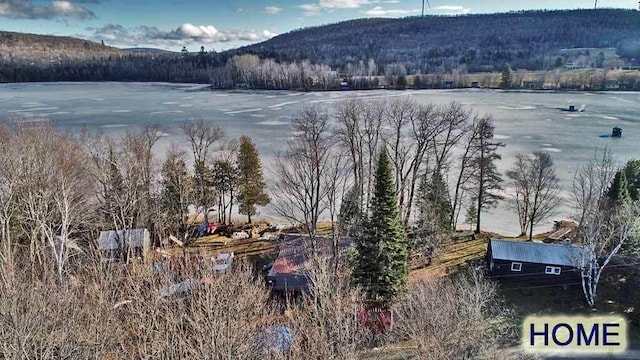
[559,105,585,112]
[612,127,622,138]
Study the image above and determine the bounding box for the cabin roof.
[269,234,352,276]
[490,239,587,267]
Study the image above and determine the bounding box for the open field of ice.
[1,82,638,236]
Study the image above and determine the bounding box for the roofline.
[490,238,584,250]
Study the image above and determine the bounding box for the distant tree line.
[2,9,640,88]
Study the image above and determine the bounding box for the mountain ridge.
[228,9,640,72]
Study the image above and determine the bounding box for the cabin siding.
[489,259,581,286]
[487,239,584,286]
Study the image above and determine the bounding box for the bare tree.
[362,100,385,210]
[506,154,532,236]
[273,105,333,251]
[450,116,481,229]
[322,151,350,262]
[334,99,385,212]
[572,148,635,307]
[181,119,225,207]
[385,97,416,216]
[335,99,364,200]
[507,152,561,239]
[572,148,616,228]
[287,256,364,359]
[6,122,92,285]
[394,270,516,359]
[576,202,638,307]
[43,136,92,286]
[0,125,17,272]
[431,102,470,176]
[402,103,439,226]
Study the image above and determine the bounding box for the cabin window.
[545,266,561,275]
[510,262,522,272]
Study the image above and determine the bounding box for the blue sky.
[0,0,637,51]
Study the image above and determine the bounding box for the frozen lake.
[1,82,639,236]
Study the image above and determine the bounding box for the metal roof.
[269,234,353,275]
[98,228,150,250]
[490,239,588,267]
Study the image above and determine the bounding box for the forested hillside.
[0,31,123,62]
[233,9,640,73]
[1,9,639,84]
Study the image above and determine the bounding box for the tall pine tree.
[623,159,640,201]
[160,147,192,234]
[608,169,632,206]
[468,116,504,233]
[352,148,408,309]
[237,136,270,223]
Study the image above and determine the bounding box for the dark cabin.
[612,127,623,138]
[266,234,352,292]
[487,239,586,286]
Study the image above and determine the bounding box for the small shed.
[612,127,622,138]
[486,239,587,286]
[98,228,151,262]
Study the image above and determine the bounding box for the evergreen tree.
[396,75,407,89]
[467,116,504,233]
[426,170,453,232]
[160,148,192,234]
[352,148,408,309]
[193,160,216,212]
[623,159,640,201]
[465,203,478,231]
[236,136,269,223]
[608,169,632,206]
[415,171,431,229]
[416,170,452,234]
[595,52,605,68]
[212,159,239,224]
[338,184,362,236]
[500,63,513,89]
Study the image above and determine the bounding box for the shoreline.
[2,80,640,94]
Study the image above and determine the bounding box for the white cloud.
[363,6,420,16]
[433,5,471,14]
[298,3,322,16]
[265,6,282,14]
[0,0,95,20]
[89,23,278,48]
[318,0,371,9]
[299,0,372,16]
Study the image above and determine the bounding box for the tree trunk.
[228,188,234,224]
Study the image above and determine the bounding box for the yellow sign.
[522,315,627,355]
